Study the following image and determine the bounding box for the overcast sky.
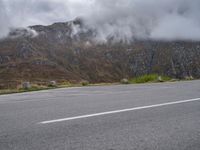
[1,0,200,41]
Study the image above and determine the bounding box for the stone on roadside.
[158,76,164,82]
[121,78,129,84]
[48,81,57,87]
[22,82,31,89]
[184,76,194,80]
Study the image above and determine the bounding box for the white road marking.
[39,97,200,124]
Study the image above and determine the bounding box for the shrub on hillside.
[81,80,89,86]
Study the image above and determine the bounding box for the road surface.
[0,81,200,150]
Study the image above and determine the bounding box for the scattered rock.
[184,76,194,80]
[121,78,129,84]
[22,82,31,89]
[48,81,57,87]
[1,20,200,88]
[157,76,164,82]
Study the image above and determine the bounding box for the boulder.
[121,78,129,84]
[157,76,164,82]
[22,82,31,89]
[48,81,57,87]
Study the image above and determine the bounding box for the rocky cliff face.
[0,19,200,88]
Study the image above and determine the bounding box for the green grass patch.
[161,76,171,81]
[130,74,171,84]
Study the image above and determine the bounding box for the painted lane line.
[39,98,200,124]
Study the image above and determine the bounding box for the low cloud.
[1,0,200,42]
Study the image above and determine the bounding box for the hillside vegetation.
[0,19,200,89]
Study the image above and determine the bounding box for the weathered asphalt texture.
[0,81,200,150]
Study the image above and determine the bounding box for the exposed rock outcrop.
[0,19,200,88]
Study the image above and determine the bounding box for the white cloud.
[0,0,200,41]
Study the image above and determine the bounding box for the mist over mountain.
[0,19,200,89]
[0,0,200,89]
[1,0,200,42]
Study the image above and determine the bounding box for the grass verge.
[129,74,171,84]
[0,75,174,95]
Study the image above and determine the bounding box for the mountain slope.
[0,19,200,89]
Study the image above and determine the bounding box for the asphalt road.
[0,81,200,150]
